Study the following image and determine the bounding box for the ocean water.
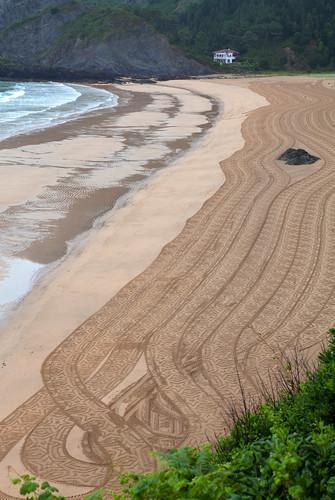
[0,83,212,324]
[0,258,43,321]
[0,80,118,320]
[0,81,118,141]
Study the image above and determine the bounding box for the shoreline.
[0,78,267,417]
[0,81,216,324]
[0,76,335,497]
[0,81,118,144]
[0,77,268,497]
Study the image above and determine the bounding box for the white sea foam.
[0,88,26,103]
[0,258,44,321]
[0,81,118,141]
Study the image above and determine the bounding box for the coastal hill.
[0,0,208,80]
[0,0,334,79]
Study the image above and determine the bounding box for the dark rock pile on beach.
[278,148,320,165]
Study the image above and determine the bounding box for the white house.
[213,48,240,64]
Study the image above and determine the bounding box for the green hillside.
[83,0,335,70]
[0,0,208,79]
[1,0,333,76]
[134,0,335,69]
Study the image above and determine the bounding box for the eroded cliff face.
[0,0,208,79]
[0,0,69,28]
[50,30,205,79]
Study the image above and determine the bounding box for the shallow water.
[0,81,118,319]
[0,81,117,141]
[0,258,44,321]
[0,83,214,324]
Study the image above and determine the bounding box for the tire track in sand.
[1,79,335,496]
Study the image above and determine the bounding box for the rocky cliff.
[0,0,69,28]
[0,0,208,80]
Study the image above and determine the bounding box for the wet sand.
[0,78,267,497]
[4,76,334,496]
[0,82,215,321]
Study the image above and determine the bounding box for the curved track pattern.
[1,80,335,496]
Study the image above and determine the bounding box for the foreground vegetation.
[13,329,335,499]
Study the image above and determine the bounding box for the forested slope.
[0,0,208,80]
[131,0,335,69]
[1,0,334,79]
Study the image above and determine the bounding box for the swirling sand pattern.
[1,79,335,497]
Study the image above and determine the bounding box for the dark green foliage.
[125,0,335,69]
[2,0,335,71]
[12,475,65,500]
[58,6,147,44]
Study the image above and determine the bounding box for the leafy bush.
[11,475,64,500]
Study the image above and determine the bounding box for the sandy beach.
[1,75,335,497]
[0,79,262,420]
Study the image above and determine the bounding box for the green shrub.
[11,474,65,500]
